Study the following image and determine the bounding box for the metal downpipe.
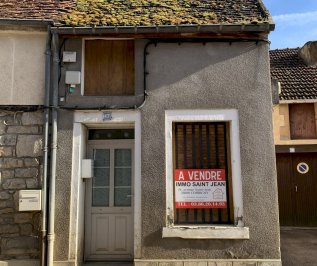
[41,25,52,266]
[47,32,59,266]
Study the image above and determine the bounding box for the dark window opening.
[173,122,233,225]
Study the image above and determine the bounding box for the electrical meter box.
[19,190,41,211]
[82,159,94,178]
[65,71,81,85]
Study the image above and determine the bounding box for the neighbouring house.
[271,41,317,227]
[0,1,281,265]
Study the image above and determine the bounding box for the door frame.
[68,111,141,264]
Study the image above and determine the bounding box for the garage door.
[276,153,317,226]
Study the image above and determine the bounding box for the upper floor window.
[289,103,317,139]
[84,39,135,96]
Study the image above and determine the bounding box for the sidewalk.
[280,227,317,266]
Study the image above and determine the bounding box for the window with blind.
[84,39,135,96]
[164,110,248,239]
[173,122,233,225]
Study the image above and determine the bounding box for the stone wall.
[0,111,43,260]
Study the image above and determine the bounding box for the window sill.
[162,226,249,239]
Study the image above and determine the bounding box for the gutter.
[0,18,52,30]
[51,23,275,36]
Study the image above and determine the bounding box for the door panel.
[85,140,134,261]
[276,153,296,226]
[276,153,317,227]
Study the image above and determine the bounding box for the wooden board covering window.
[289,103,317,139]
[173,122,233,225]
[84,40,134,96]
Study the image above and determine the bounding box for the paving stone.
[233,263,256,266]
[7,126,39,134]
[21,112,43,125]
[214,262,233,266]
[257,262,281,266]
[15,168,38,178]
[0,159,24,169]
[185,262,207,266]
[16,135,43,157]
[0,135,17,145]
[2,178,26,189]
[0,146,13,157]
[159,262,183,266]
[135,262,158,266]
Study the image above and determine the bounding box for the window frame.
[164,109,249,239]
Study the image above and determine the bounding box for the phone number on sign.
[176,202,227,208]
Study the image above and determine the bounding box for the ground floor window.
[165,110,245,235]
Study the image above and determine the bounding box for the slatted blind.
[84,40,135,96]
[173,122,233,224]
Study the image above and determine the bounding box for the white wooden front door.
[85,140,134,261]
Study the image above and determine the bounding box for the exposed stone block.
[0,122,6,134]
[14,213,33,224]
[26,178,39,189]
[16,135,43,157]
[20,224,33,236]
[0,200,14,209]
[0,191,11,200]
[1,236,38,255]
[0,135,17,145]
[0,224,19,234]
[15,168,38,178]
[0,170,15,179]
[24,158,40,167]
[0,146,13,157]
[0,159,24,169]
[2,178,26,190]
[7,126,39,134]
[0,208,14,214]
[21,112,43,125]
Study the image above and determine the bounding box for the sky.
[262,0,317,49]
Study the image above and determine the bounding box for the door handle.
[295,186,298,192]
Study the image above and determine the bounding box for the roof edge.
[51,23,275,35]
[0,18,52,28]
[257,0,275,31]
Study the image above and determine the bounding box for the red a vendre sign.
[174,169,227,209]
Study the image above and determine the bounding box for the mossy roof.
[0,0,271,27]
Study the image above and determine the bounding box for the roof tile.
[270,48,317,101]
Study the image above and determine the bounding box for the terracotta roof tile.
[270,48,317,101]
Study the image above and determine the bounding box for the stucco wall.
[55,41,280,263]
[0,31,46,105]
[140,42,280,260]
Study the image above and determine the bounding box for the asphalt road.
[281,228,317,266]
